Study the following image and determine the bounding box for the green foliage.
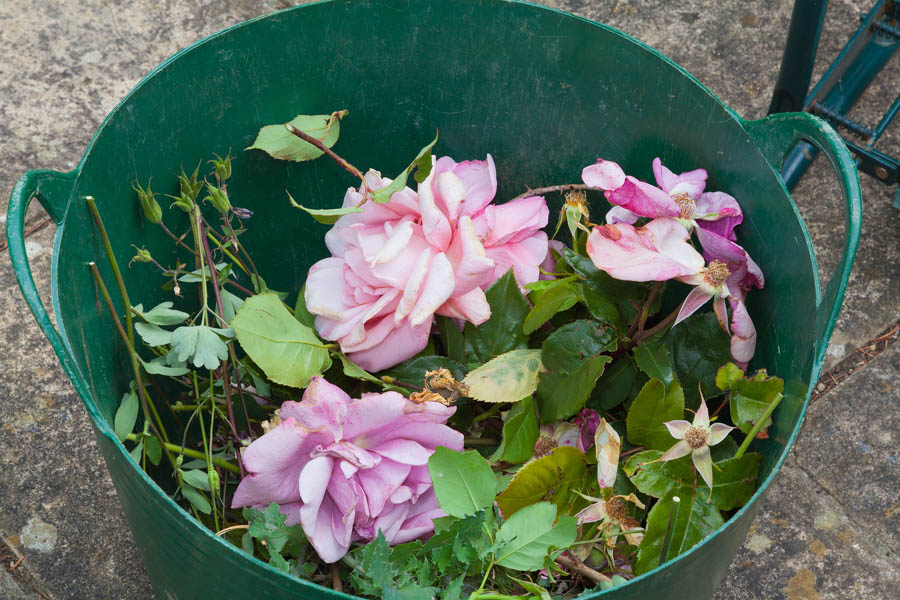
[133,301,189,326]
[288,191,362,224]
[292,285,316,329]
[625,450,761,510]
[134,322,172,347]
[523,283,578,334]
[490,397,540,464]
[428,447,497,518]
[463,349,543,404]
[536,320,616,422]
[718,366,784,435]
[496,446,586,518]
[113,390,139,442]
[463,271,531,365]
[589,356,638,411]
[633,489,724,575]
[560,247,646,328]
[246,111,347,161]
[626,378,685,450]
[170,325,233,371]
[436,316,466,363]
[144,435,162,466]
[370,133,439,203]
[230,292,331,387]
[492,502,577,571]
[383,355,467,383]
[633,340,676,387]
[662,311,732,407]
[243,503,309,574]
[140,356,189,376]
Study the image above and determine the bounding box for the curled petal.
[604,205,640,225]
[694,394,710,430]
[408,253,455,326]
[652,157,707,197]
[607,176,681,219]
[586,217,704,282]
[695,191,743,241]
[582,159,626,190]
[674,286,714,326]
[594,418,621,489]
[576,501,609,524]
[446,216,494,296]
[709,423,735,446]
[659,439,692,462]
[455,154,497,217]
[436,287,491,325]
[692,446,714,492]
[728,298,757,368]
[664,420,691,440]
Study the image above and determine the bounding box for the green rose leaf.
[625,450,761,510]
[633,340,676,387]
[230,292,332,388]
[246,111,347,162]
[626,378,685,450]
[492,502,577,571]
[335,352,384,385]
[463,349,543,404]
[427,447,497,518]
[134,301,190,326]
[496,446,587,518]
[633,489,724,575]
[293,285,316,329]
[560,248,646,326]
[662,311,732,407]
[589,356,638,411]
[113,391,138,442]
[370,133,439,203]
[523,283,578,334]
[490,397,540,464]
[170,325,233,371]
[725,368,784,435]
[536,320,616,422]
[436,316,466,363]
[463,271,531,365]
[288,191,363,224]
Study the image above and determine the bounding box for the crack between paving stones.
[0,536,53,600]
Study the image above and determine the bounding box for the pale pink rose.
[232,377,463,563]
[586,217,705,282]
[306,158,549,372]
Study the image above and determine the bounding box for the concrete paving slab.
[793,342,900,555]
[2,1,898,599]
[715,461,899,600]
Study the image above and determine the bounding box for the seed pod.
[205,183,231,213]
[133,181,162,223]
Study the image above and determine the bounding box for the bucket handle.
[743,113,862,369]
[6,169,99,411]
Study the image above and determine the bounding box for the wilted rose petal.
[594,418,621,489]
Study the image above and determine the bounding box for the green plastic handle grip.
[743,112,862,371]
[6,169,99,410]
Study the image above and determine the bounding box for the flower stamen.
[704,259,731,287]
[672,194,696,219]
[684,425,709,449]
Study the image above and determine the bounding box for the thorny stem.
[464,437,499,447]
[199,217,245,477]
[735,392,783,458]
[86,197,134,348]
[285,122,370,203]
[631,302,681,346]
[89,264,174,467]
[509,183,602,203]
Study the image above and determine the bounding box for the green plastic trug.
[6,1,860,599]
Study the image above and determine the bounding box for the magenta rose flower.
[231,377,463,563]
[306,157,549,372]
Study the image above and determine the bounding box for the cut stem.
[555,554,612,584]
[735,393,783,458]
[509,183,602,203]
[286,123,369,201]
[86,196,133,348]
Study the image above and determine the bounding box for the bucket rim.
[47,0,825,597]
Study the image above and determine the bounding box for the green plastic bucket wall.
[7,1,861,598]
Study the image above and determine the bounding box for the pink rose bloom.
[583,157,743,244]
[306,157,549,372]
[232,377,463,563]
[586,217,705,282]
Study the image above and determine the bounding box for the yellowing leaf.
[497,446,586,518]
[463,349,543,404]
[594,418,620,489]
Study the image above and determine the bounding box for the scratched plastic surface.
[6,1,860,598]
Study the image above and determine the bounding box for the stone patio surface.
[1,1,898,599]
